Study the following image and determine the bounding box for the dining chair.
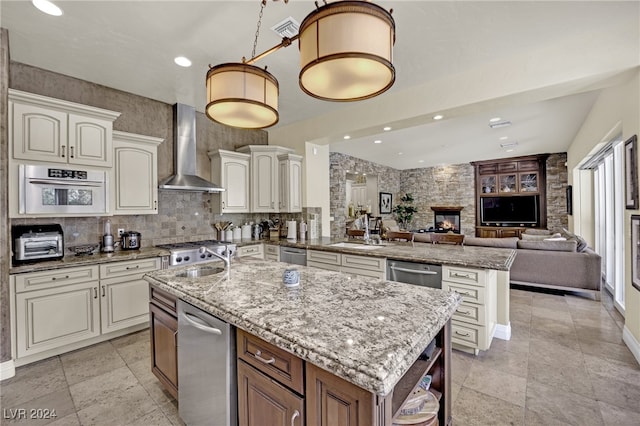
[347,229,365,239]
[386,231,414,242]
[430,233,465,245]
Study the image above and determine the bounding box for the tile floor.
[1,287,639,426]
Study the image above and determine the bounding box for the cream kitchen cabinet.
[306,250,386,279]
[442,265,497,354]
[278,153,303,213]
[99,258,161,333]
[112,131,163,215]
[10,258,160,366]
[9,89,120,167]
[236,244,264,259]
[237,145,294,213]
[209,149,250,213]
[264,244,280,262]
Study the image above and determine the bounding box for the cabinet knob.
[70,146,74,158]
[61,146,66,158]
[93,287,98,299]
[101,286,106,297]
[154,200,157,210]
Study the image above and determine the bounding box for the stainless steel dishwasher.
[177,300,237,426]
[279,246,307,265]
[387,260,442,288]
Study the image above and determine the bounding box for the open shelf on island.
[391,347,443,418]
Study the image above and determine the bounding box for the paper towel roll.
[287,221,297,239]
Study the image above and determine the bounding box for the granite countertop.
[144,258,462,396]
[9,247,170,274]
[237,237,516,271]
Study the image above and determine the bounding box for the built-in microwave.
[19,164,108,215]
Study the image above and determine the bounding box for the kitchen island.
[144,257,461,426]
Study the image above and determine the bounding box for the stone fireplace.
[431,206,464,234]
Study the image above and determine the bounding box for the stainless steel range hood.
[158,104,225,192]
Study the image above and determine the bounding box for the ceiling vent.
[500,141,518,148]
[271,17,300,38]
[489,120,512,129]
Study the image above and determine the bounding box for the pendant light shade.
[298,1,396,101]
[206,63,279,129]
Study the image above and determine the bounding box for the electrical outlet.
[117,228,125,237]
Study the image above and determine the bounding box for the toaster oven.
[12,224,64,265]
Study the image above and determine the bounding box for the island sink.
[175,266,225,278]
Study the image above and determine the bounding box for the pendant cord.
[252,0,267,59]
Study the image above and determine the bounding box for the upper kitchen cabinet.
[9,90,120,168]
[209,149,251,214]
[237,145,295,213]
[278,153,303,213]
[112,131,163,215]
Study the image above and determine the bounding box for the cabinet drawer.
[442,281,485,305]
[13,266,99,293]
[518,159,539,171]
[307,260,341,272]
[237,329,304,395]
[150,285,178,315]
[341,254,385,272]
[478,164,497,175]
[307,250,341,266]
[442,265,485,287]
[237,244,264,258]
[100,258,161,279]
[452,321,482,347]
[265,244,279,255]
[497,162,518,173]
[452,302,486,326]
[340,266,385,280]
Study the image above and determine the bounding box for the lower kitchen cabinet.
[236,244,264,259]
[10,258,160,366]
[238,360,304,426]
[149,284,178,399]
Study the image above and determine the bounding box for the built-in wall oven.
[19,164,108,215]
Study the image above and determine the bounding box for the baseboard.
[493,322,511,341]
[623,326,640,366]
[0,359,16,381]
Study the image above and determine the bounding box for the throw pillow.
[517,240,578,252]
[561,228,588,252]
[544,237,567,241]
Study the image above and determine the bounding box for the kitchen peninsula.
[144,258,462,426]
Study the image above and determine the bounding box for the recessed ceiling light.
[433,114,444,120]
[506,149,514,152]
[383,126,392,131]
[362,173,367,176]
[174,56,192,67]
[398,152,403,155]
[499,136,509,140]
[418,160,425,163]
[32,0,63,16]
[489,117,502,122]
[343,135,351,140]
[373,140,382,144]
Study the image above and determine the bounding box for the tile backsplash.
[9,191,322,251]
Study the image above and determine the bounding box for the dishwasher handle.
[182,312,223,335]
[281,250,306,256]
[389,265,438,275]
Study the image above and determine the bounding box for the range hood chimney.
[158,104,225,192]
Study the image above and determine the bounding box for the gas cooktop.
[157,240,236,267]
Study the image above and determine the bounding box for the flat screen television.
[480,195,539,225]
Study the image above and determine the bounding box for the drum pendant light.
[205,0,396,129]
[298,1,396,101]
[206,63,279,129]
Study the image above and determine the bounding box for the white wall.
[567,69,640,354]
[304,142,330,237]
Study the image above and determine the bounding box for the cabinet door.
[238,360,304,426]
[113,144,158,214]
[149,302,178,399]
[519,172,538,193]
[306,363,375,426]
[223,157,251,212]
[252,152,278,212]
[11,102,67,163]
[68,114,113,167]
[479,175,497,194]
[279,158,303,213]
[15,282,100,358]
[100,276,150,333]
[498,174,517,193]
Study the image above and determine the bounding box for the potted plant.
[393,193,418,230]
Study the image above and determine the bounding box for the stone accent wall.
[399,164,476,235]
[329,153,400,237]
[546,152,569,231]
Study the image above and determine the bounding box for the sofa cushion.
[561,228,588,252]
[517,240,577,252]
[464,237,518,248]
[521,232,561,241]
[523,228,552,235]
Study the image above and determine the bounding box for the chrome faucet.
[199,246,231,269]
[362,215,371,244]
